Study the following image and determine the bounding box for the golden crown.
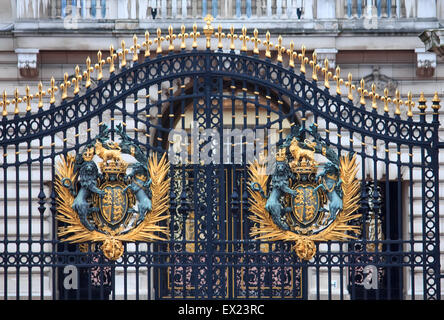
[82,147,95,161]
[276,148,287,162]
[99,160,128,175]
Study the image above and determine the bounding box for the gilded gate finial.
[286,41,297,68]
[369,83,379,111]
[36,81,45,109]
[119,40,129,67]
[143,31,153,57]
[298,45,308,74]
[275,36,285,63]
[251,29,261,55]
[83,57,94,89]
[72,65,82,95]
[432,92,441,112]
[23,86,33,113]
[203,15,214,49]
[418,91,427,113]
[190,23,200,49]
[406,91,414,118]
[239,26,249,52]
[333,66,343,95]
[393,89,402,116]
[214,25,225,50]
[357,78,367,106]
[48,77,58,104]
[309,52,319,81]
[166,26,176,52]
[178,25,189,50]
[60,72,71,100]
[381,88,391,113]
[12,88,22,115]
[95,51,106,81]
[263,31,272,58]
[1,90,10,117]
[321,58,332,89]
[345,73,355,101]
[107,45,117,73]
[131,35,141,61]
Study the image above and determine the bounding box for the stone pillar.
[304,0,314,19]
[415,47,437,78]
[15,49,39,78]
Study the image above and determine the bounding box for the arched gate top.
[0,15,441,148]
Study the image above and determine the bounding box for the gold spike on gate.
[369,83,379,111]
[321,59,332,89]
[12,88,22,115]
[239,26,249,52]
[381,88,391,113]
[83,57,94,89]
[333,67,343,95]
[345,73,355,101]
[1,90,9,117]
[131,34,141,61]
[263,31,272,58]
[107,45,118,73]
[95,50,106,80]
[406,91,414,118]
[190,23,200,49]
[275,36,285,63]
[298,45,308,74]
[309,51,319,81]
[251,29,261,55]
[143,31,153,57]
[72,65,82,95]
[48,77,58,104]
[357,78,367,106]
[166,26,176,52]
[154,28,165,54]
[23,86,33,113]
[286,41,297,68]
[119,40,129,67]
[60,72,71,100]
[393,89,402,116]
[36,82,45,109]
[178,25,189,50]
[215,25,225,50]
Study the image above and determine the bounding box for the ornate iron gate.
[0,17,441,300]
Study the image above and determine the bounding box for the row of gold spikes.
[0,19,441,118]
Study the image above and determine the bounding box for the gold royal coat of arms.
[248,124,361,260]
[54,124,170,260]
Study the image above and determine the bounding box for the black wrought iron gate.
[0,20,441,300]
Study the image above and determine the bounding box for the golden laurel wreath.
[248,153,361,260]
[55,153,170,260]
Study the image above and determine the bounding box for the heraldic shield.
[248,123,361,260]
[54,123,170,260]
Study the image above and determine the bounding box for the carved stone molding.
[415,47,436,78]
[314,48,338,69]
[15,48,39,78]
[361,66,398,96]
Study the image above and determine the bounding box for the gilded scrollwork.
[248,124,361,260]
[55,123,170,260]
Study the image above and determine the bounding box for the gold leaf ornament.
[248,153,361,260]
[55,153,170,260]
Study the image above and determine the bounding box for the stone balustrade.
[13,0,442,28]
